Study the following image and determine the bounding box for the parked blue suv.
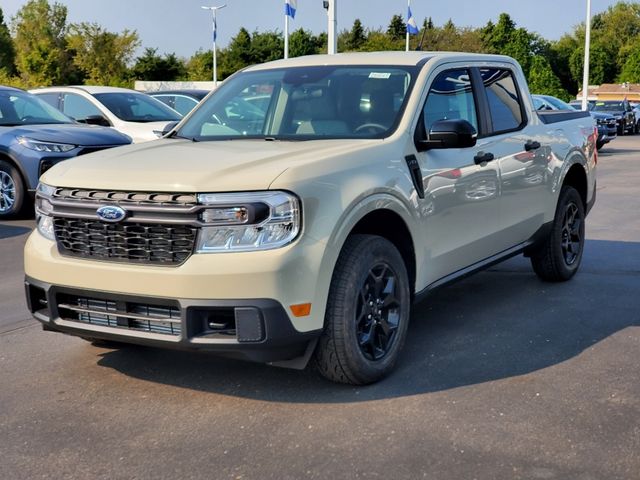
[0,86,131,219]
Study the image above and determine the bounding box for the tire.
[530,186,585,282]
[0,159,26,220]
[596,140,604,150]
[314,235,411,385]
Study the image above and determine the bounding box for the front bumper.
[25,276,321,364]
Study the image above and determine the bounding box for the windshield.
[94,92,182,122]
[0,90,72,126]
[543,96,573,110]
[593,101,625,112]
[176,65,417,141]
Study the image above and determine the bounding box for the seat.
[295,91,348,135]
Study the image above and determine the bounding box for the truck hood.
[42,138,378,192]
[0,123,131,146]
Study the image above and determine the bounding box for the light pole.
[201,4,227,87]
[323,0,337,54]
[581,0,592,110]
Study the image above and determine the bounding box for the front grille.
[57,294,181,336]
[54,218,197,265]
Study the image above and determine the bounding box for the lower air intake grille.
[57,294,181,336]
[53,218,197,265]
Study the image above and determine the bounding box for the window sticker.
[369,72,391,79]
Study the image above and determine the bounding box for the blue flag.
[407,6,419,35]
[285,0,297,19]
[213,15,217,42]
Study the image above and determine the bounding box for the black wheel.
[314,234,411,385]
[530,186,585,282]
[0,159,26,219]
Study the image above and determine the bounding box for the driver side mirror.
[416,119,477,151]
[78,114,111,127]
[153,121,180,138]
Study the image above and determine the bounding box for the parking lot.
[1,135,639,479]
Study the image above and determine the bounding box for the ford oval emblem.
[96,205,127,223]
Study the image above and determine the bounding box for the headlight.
[18,136,76,153]
[196,191,300,252]
[35,183,56,241]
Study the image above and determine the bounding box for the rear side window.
[63,93,103,121]
[480,68,524,134]
[422,68,478,134]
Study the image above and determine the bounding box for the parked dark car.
[592,100,636,135]
[533,95,616,150]
[148,89,210,116]
[0,86,131,219]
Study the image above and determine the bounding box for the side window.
[36,93,60,109]
[174,96,199,115]
[480,68,524,133]
[423,69,477,134]
[63,93,103,121]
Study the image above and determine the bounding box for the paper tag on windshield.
[369,72,391,79]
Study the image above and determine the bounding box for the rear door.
[476,67,553,247]
[414,66,502,282]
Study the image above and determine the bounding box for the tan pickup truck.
[25,52,597,384]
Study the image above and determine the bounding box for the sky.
[1,0,625,58]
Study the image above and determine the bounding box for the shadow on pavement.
[95,239,640,402]
[0,223,31,240]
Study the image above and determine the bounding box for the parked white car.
[30,86,182,143]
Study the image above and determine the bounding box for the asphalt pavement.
[1,136,638,479]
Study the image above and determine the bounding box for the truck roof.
[245,51,517,71]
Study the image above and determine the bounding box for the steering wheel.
[354,123,387,133]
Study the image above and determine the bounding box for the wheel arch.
[348,209,417,299]
[0,150,31,190]
[561,161,588,210]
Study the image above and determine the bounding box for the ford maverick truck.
[25,52,597,384]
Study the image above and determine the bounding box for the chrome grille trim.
[57,296,181,336]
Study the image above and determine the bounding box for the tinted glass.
[543,96,573,110]
[94,92,182,122]
[63,93,103,121]
[423,69,477,134]
[481,68,524,133]
[593,101,625,112]
[173,95,199,115]
[0,90,71,126]
[177,65,416,141]
[36,93,60,108]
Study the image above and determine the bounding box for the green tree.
[527,55,568,99]
[221,27,253,76]
[250,31,283,64]
[289,28,320,57]
[569,41,616,87]
[360,29,402,52]
[11,0,74,86]
[66,22,139,85]
[481,13,545,76]
[0,8,16,75]
[619,43,640,82]
[132,48,186,81]
[345,19,366,51]
[185,49,212,81]
[387,14,406,41]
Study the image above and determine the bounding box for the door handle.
[474,151,495,165]
[525,140,541,151]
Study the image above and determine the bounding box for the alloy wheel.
[561,202,582,266]
[0,170,16,213]
[356,263,402,361]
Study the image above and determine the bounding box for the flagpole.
[581,0,592,110]
[328,0,337,54]
[406,0,410,52]
[284,9,289,59]
[201,4,227,88]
